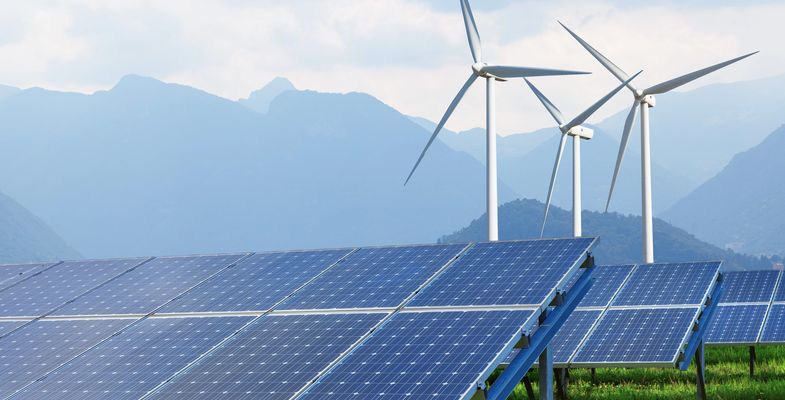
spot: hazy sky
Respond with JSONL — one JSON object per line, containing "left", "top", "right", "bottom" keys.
{"left": 0, "top": 0, "right": 780, "bottom": 134}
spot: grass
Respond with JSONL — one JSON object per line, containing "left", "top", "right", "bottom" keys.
{"left": 501, "top": 346, "right": 785, "bottom": 399}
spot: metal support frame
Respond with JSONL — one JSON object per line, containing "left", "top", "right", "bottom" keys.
{"left": 485, "top": 262, "right": 595, "bottom": 400}
{"left": 523, "top": 376, "right": 535, "bottom": 400}
{"left": 679, "top": 277, "right": 722, "bottom": 371}
{"left": 555, "top": 368, "right": 569, "bottom": 399}
{"left": 695, "top": 341, "right": 706, "bottom": 400}
{"left": 750, "top": 346, "right": 756, "bottom": 377}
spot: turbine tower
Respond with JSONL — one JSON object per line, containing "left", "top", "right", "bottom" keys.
{"left": 560, "top": 21, "right": 757, "bottom": 262}
{"left": 526, "top": 71, "right": 641, "bottom": 238}
{"left": 405, "top": 0, "right": 589, "bottom": 242}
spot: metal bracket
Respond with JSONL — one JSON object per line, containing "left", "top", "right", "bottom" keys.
{"left": 679, "top": 277, "right": 723, "bottom": 371}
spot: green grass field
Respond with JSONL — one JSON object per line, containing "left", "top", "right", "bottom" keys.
{"left": 503, "top": 346, "right": 785, "bottom": 399}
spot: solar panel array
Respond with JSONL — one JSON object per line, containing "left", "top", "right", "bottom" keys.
{"left": 705, "top": 270, "right": 783, "bottom": 346}
{"left": 0, "top": 238, "right": 596, "bottom": 399}
{"left": 525, "top": 262, "right": 721, "bottom": 368}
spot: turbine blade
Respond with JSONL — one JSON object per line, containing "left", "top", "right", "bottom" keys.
{"left": 541, "top": 133, "right": 569, "bottom": 237}
{"left": 460, "top": 0, "right": 482, "bottom": 63}
{"left": 643, "top": 51, "right": 758, "bottom": 95}
{"left": 565, "top": 70, "right": 642, "bottom": 130}
{"left": 524, "top": 78, "right": 565, "bottom": 126}
{"left": 559, "top": 21, "right": 637, "bottom": 93}
{"left": 405, "top": 74, "right": 479, "bottom": 185}
{"left": 605, "top": 101, "right": 638, "bottom": 212}
{"left": 482, "top": 65, "right": 590, "bottom": 78}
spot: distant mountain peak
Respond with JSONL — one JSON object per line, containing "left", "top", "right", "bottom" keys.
{"left": 240, "top": 77, "right": 296, "bottom": 114}
{"left": 0, "top": 84, "right": 20, "bottom": 102}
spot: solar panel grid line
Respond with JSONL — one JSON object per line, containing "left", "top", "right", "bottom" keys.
{"left": 562, "top": 310, "right": 607, "bottom": 367}
{"left": 757, "top": 270, "right": 783, "bottom": 343}
{"left": 1, "top": 318, "right": 141, "bottom": 398}
{"left": 0, "top": 262, "right": 60, "bottom": 292}
{"left": 705, "top": 304, "right": 768, "bottom": 346}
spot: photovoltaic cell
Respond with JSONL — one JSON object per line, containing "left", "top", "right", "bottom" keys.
{"left": 408, "top": 238, "right": 594, "bottom": 307}
{"left": 576, "top": 265, "right": 634, "bottom": 308}
{"left": 720, "top": 270, "right": 779, "bottom": 304}
{"left": 612, "top": 262, "right": 720, "bottom": 307}
{"left": 160, "top": 249, "right": 351, "bottom": 313}
{"left": 299, "top": 310, "right": 535, "bottom": 400}
{"left": 276, "top": 244, "right": 465, "bottom": 310}
{"left": 53, "top": 254, "right": 245, "bottom": 316}
{"left": 0, "top": 321, "right": 28, "bottom": 337}
{"left": 0, "top": 318, "right": 136, "bottom": 395}
{"left": 0, "top": 263, "right": 51, "bottom": 291}
{"left": 0, "top": 258, "right": 146, "bottom": 317}
{"left": 548, "top": 310, "right": 602, "bottom": 363}
{"left": 773, "top": 274, "right": 785, "bottom": 302}
{"left": 572, "top": 307, "right": 698, "bottom": 365}
{"left": 15, "top": 316, "right": 252, "bottom": 400}
{"left": 151, "top": 313, "right": 386, "bottom": 400}
{"left": 760, "top": 304, "right": 785, "bottom": 343}
{"left": 705, "top": 304, "right": 767, "bottom": 345}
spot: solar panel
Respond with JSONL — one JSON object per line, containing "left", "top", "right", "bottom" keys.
{"left": 705, "top": 304, "right": 767, "bottom": 345}
{"left": 720, "top": 270, "right": 779, "bottom": 304}
{"left": 52, "top": 254, "right": 245, "bottom": 316}
{"left": 760, "top": 304, "right": 785, "bottom": 343}
{"left": 0, "top": 258, "right": 146, "bottom": 317}
{"left": 773, "top": 274, "right": 785, "bottom": 302}
{"left": 0, "top": 318, "right": 136, "bottom": 394}
{"left": 549, "top": 310, "right": 602, "bottom": 364}
{"left": 276, "top": 244, "right": 465, "bottom": 310}
{"left": 0, "top": 263, "right": 51, "bottom": 290}
{"left": 15, "top": 316, "right": 252, "bottom": 400}
{"left": 572, "top": 307, "right": 698, "bottom": 366}
{"left": 408, "top": 238, "right": 594, "bottom": 307}
{"left": 151, "top": 313, "right": 386, "bottom": 400}
{"left": 612, "top": 262, "right": 720, "bottom": 307}
{"left": 299, "top": 310, "right": 535, "bottom": 400}
{"left": 160, "top": 249, "right": 351, "bottom": 314}
{"left": 0, "top": 320, "right": 28, "bottom": 337}
{"left": 577, "top": 265, "right": 634, "bottom": 308}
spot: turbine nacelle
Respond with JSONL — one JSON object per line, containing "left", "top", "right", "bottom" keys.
{"left": 471, "top": 63, "right": 508, "bottom": 81}
{"left": 640, "top": 94, "right": 656, "bottom": 108}
{"left": 564, "top": 125, "right": 594, "bottom": 140}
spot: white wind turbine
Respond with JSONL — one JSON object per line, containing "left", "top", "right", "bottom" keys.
{"left": 526, "top": 71, "right": 641, "bottom": 238}
{"left": 560, "top": 21, "right": 757, "bottom": 263}
{"left": 405, "top": 0, "right": 589, "bottom": 242}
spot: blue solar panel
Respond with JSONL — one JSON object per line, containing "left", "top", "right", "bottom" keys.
{"left": 577, "top": 265, "right": 634, "bottom": 308}
{"left": 720, "top": 270, "right": 779, "bottom": 304}
{"left": 612, "top": 262, "right": 720, "bottom": 307}
{"left": 160, "top": 250, "right": 351, "bottom": 313}
{"left": 572, "top": 307, "right": 698, "bottom": 365}
{"left": 705, "top": 304, "right": 767, "bottom": 345}
{"left": 549, "top": 310, "right": 602, "bottom": 363}
{"left": 0, "top": 263, "right": 51, "bottom": 290}
{"left": 15, "top": 316, "right": 252, "bottom": 400}
{"left": 408, "top": 238, "right": 594, "bottom": 307}
{"left": 0, "top": 321, "right": 28, "bottom": 337}
{"left": 773, "top": 273, "right": 785, "bottom": 302}
{"left": 151, "top": 313, "right": 386, "bottom": 400}
{"left": 53, "top": 254, "right": 245, "bottom": 316}
{"left": 0, "top": 319, "right": 136, "bottom": 394}
{"left": 760, "top": 304, "right": 785, "bottom": 343}
{"left": 276, "top": 244, "right": 465, "bottom": 310}
{"left": 299, "top": 310, "right": 534, "bottom": 400}
{"left": 0, "top": 258, "right": 146, "bottom": 317}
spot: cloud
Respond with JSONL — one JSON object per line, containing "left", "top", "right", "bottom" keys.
{"left": 0, "top": 0, "right": 779, "bottom": 133}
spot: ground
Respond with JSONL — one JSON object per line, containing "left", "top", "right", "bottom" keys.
{"left": 504, "top": 346, "right": 785, "bottom": 399}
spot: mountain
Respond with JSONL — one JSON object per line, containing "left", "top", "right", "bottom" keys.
{"left": 0, "top": 190, "right": 80, "bottom": 263}
{"left": 440, "top": 199, "right": 777, "bottom": 271}
{"left": 596, "top": 73, "right": 785, "bottom": 185}
{"left": 662, "top": 124, "right": 785, "bottom": 257}
{"left": 239, "top": 77, "right": 296, "bottom": 114}
{"left": 0, "top": 84, "right": 19, "bottom": 102}
{"left": 0, "top": 75, "right": 518, "bottom": 258}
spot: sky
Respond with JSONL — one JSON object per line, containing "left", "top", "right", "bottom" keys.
{"left": 0, "top": 0, "right": 781, "bottom": 134}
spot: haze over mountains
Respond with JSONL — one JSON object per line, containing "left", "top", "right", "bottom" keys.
{"left": 0, "top": 73, "right": 781, "bottom": 264}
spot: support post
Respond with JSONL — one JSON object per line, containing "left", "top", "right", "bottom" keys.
{"left": 590, "top": 368, "right": 596, "bottom": 383}
{"left": 572, "top": 135, "right": 582, "bottom": 237}
{"left": 539, "top": 347, "right": 553, "bottom": 400}
{"left": 523, "top": 376, "right": 535, "bottom": 400}
{"left": 750, "top": 346, "right": 756, "bottom": 377}
{"left": 695, "top": 341, "right": 706, "bottom": 400}
{"left": 486, "top": 77, "right": 498, "bottom": 242}
{"left": 640, "top": 101, "right": 654, "bottom": 263}
{"left": 555, "top": 368, "right": 569, "bottom": 399}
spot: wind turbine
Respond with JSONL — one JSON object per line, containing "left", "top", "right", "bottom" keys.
{"left": 559, "top": 21, "right": 757, "bottom": 263}
{"left": 404, "top": 0, "right": 589, "bottom": 242}
{"left": 526, "top": 71, "right": 641, "bottom": 238}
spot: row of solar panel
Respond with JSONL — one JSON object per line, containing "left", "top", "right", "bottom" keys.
{"left": 524, "top": 262, "right": 722, "bottom": 368}
{"left": 0, "top": 238, "right": 594, "bottom": 320}
{"left": 705, "top": 270, "right": 785, "bottom": 345}
{"left": 0, "top": 238, "right": 596, "bottom": 399}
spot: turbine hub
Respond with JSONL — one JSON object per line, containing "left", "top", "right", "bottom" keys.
{"left": 472, "top": 62, "right": 489, "bottom": 77}
{"left": 641, "top": 95, "right": 656, "bottom": 108}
